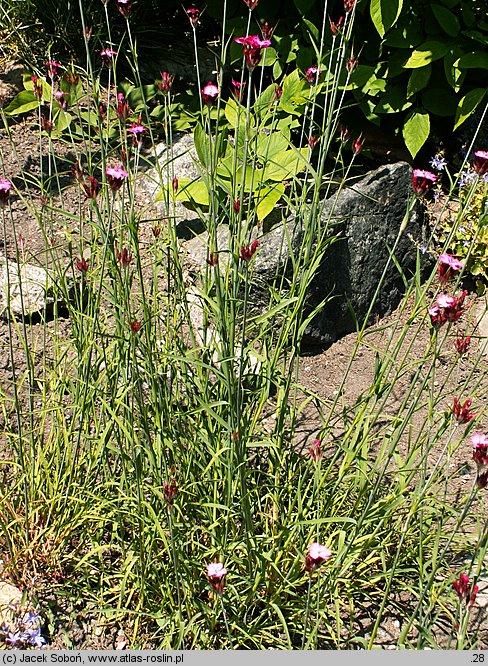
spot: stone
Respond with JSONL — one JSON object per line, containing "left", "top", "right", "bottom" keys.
{"left": 0, "top": 580, "right": 22, "bottom": 627}
{"left": 181, "top": 162, "right": 432, "bottom": 348}
{"left": 0, "top": 256, "right": 55, "bottom": 318}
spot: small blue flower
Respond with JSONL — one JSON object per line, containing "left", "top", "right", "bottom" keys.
{"left": 429, "top": 156, "right": 447, "bottom": 171}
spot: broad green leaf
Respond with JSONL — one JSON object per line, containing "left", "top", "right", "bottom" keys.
{"left": 431, "top": 4, "right": 460, "bottom": 36}
{"left": 370, "top": 0, "right": 403, "bottom": 38}
{"left": 255, "top": 183, "right": 285, "bottom": 221}
{"left": 224, "top": 97, "right": 245, "bottom": 128}
{"left": 454, "top": 88, "right": 486, "bottom": 130}
{"left": 402, "top": 108, "right": 430, "bottom": 157}
{"left": 281, "top": 69, "right": 305, "bottom": 104}
{"left": 23, "top": 73, "right": 52, "bottom": 102}
{"left": 293, "top": 0, "right": 315, "bottom": 12}
{"left": 4, "top": 90, "right": 38, "bottom": 115}
{"left": 456, "top": 52, "right": 488, "bottom": 69}
{"left": 260, "top": 47, "right": 277, "bottom": 67}
{"left": 444, "top": 50, "right": 466, "bottom": 91}
{"left": 263, "top": 149, "right": 308, "bottom": 181}
{"left": 256, "top": 132, "right": 289, "bottom": 160}
{"left": 404, "top": 41, "right": 449, "bottom": 68}
{"left": 53, "top": 109, "right": 72, "bottom": 133}
{"left": 384, "top": 24, "right": 423, "bottom": 47}
{"left": 374, "top": 85, "right": 411, "bottom": 113}
{"left": 407, "top": 64, "right": 431, "bottom": 97}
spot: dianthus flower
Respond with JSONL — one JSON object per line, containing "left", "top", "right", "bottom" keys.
{"left": 46, "top": 59, "right": 61, "bottom": 79}
{"left": 240, "top": 239, "right": 259, "bottom": 261}
{"left": 454, "top": 334, "right": 470, "bottom": 355}
{"left": 82, "top": 176, "right": 101, "bottom": 200}
{"left": 305, "top": 542, "right": 332, "bottom": 572}
{"left": 207, "top": 563, "right": 227, "bottom": 595}
{"left": 100, "top": 48, "right": 117, "bottom": 64}
{"left": 412, "top": 169, "right": 437, "bottom": 196}
{"left": 453, "top": 573, "right": 478, "bottom": 608}
{"left": 201, "top": 82, "right": 219, "bottom": 106}
{"left": 329, "top": 16, "right": 344, "bottom": 34}
{"left": 473, "top": 150, "right": 488, "bottom": 176}
{"left": 305, "top": 66, "right": 321, "bottom": 84}
{"left": 452, "top": 397, "right": 474, "bottom": 424}
{"left": 352, "top": 134, "right": 364, "bottom": 155}
{"left": 116, "top": 93, "right": 130, "bottom": 121}
{"left": 429, "top": 291, "right": 467, "bottom": 327}
{"left": 243, "top": 0, "right": 259, "bottom": 8}
{"left": 235, "top": 35, "right": 272, "bottom": 71}
{"left": 127, "top": 119, "right": 147, "bottom": 146}
{"left": 186, "top": 8, "right": 200, "bottom": 27}
{"left": 344, "top": 0, "right": 356, "bottom": 12}
{"left": 106, "top": 166, "right": 128, "bottom": 191}
{"left": 0, "top": 178, "right": 12, "bottom": 204}
{"left": 116, "top": 0, "right": 133, "bottom": 17}
{"left": 308, "top": 438, "right": 322, "bottom": 461}
{"left": 231, "top": 79, "right": 246, "bottom": 102}
{"left": 471, "top": 433, "right": 488, "bottom": 466}
{"left": 437, "top": 253, "right": 464, "bottom": 283}
{"left": 158, "top": 72, "right": 174, "bottom": 94}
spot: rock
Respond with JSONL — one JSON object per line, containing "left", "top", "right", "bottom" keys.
{"left": 0, "top": 256, "right": 55, "bottom": 318}
{"left": 0, "top": 580, "right": 23, "bottom": 627}
{"left": 180, "top": 162, "right": 432, "bottom": 348}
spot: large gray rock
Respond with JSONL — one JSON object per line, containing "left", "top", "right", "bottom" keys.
{"left": 305, "top": 162, "right": 432, "bottom": 345}
{"left": 183, "top": 162, "right": 432, "bottom": 348}
{"left": 0, "top": 256, "right": 55, "bottom": 318}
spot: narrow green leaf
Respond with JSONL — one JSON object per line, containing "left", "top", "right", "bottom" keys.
{"left": 454, "top": 88, "right": 486, "bottom": 130}
{"left": 370, "top": 0, "right": 403, "bottom": 38}
{"left": 402, "top": 108, "right": 430, "bottom": 157}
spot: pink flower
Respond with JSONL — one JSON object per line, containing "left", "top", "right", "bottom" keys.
{"left": 46, "top": 60, "right": 61, "bottom": 78}
{"left": 344, "top": 0, "right": 356, "bottom": 12}
{"left": 308, "top": 439, "right": 322, "bottom": 461}
{"left": 309, "top": 136, "right": 318, "bottom": 150}
{"left": 240, "top": 239, "right": 259, "bottom": 262}
{"left": 305, "top": 66, "right": 321, "bottom": 84}
{"left": 116, "top": 0, "right": 133, "bottom": 17}
{"left": 201, "top": 82, "right": 219, "bottom": 106}
{"left": 452, "top": 397, "right": 474, "bottom": 424}
{"left": 453, "top": 573, "right": 479, "bottom": 608}
{"left": 305, "top": 542, "right": 332, "bottom": 572}
{"left": 54, "top": 90, "right": 67, "bottom": 111}
{"left": 163, "top": 478, "right": 177, "bottom": 504}
{"left": 261, "top": 21, "right": 274, "bottom": 41}
{"left": 173, "top": 176, "right": 179, "bottom": 193}
{"left": 235, "top": 35, "right": 272, "bottom": 71}
{"left": 127, "top": 119, "right": 147, "bottom": 146}
{"left": 158, "top": 72, "right": 174, "bottom": 94}
{"left": 0, "top": 178, "right": 12, "bottom": 204}
{"left": 31, "top": 76, "right": 43, "bottom": 101}
{"left": 438, "top": 253, "right": 464, "bottom": 283}
{"left": 412, "top": 169, "right": 437, "bottom": 196}
{"left": 471, "top": 433, "right": 488, "bottom": 488}
{"left": 243, "top": 0, "right": 259, "bottom": 8}
{"left": 454, "top": 334, "right": 470, "bottom": 354}
{"left": 207, "top": 562, "right": 227, "bottom": 595}
{"left": 473, "top": 150, "right": 488, "bottom": 176}
{"left": 340, "top": 126, "right": 350, "bottom": 142}
{"left": 106, "top": 166, "right": 128, "bottom": 191}
{"left": 100, "top": 48, "right": 117, "bottom": 64}
{"left": 430, "top": 291, "right": 467, "bottom": 327}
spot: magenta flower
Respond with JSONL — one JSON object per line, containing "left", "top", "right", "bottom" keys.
{"left": 309, "top": 135, "right": 318, "bottom": 150}
{"left": 240, "top": 239, "right": 259, "bottom": 262}
{"left": 106, "top": 166, "right": 128, "bottom": 191}
{"left": 46, "top": 59, "right": 61, "bottom": 78}
{"left": 0, "top": 178, "right": 12, "bottom": 204}
{"left": 116, "top": 0, "right": 133, "bottom": 17}
{"left": 207, "top": 562, "right": 227, "bottom": 595}
{"left": 412, "top": 169, "right": 437, "bottom": 196}
{"left": 471, "top": 433, "right": 488, "bottom": 466}
{"left": 453, "top": 573, "right": 479, "bottom": 608}
{"left": 308, "top": 438, "right": 322, "bottom": 461}
{"left": 243, "top": 0, "right": 259, "bottom": 9}
{"left": 344, "top": 0, "right": 356, "bottom": 11}
{"left": 163, "top": 479, "right": 177, "bottom": 505}
{"left": 454, "top": 334, "right": 470, "bottom": 355}
{"left": 55, "top": 90, "right": 68, "bottom": 111}
{"left": 473, "top": 150, "right": 488, "bottom": 176}
{"left": 438, "top": 253, "right": 464, "bottom": 283}
{"left": 127, "top": 119, "right": 147, "bottom": 146}
{"left": 31, "top": 76, "right": 43, "bottom": 101}
{"left": 305, "top": 542, "right": 332, "bottom": 572}
{"left": 201, "top": 82, "right": 219, "bottom": 106}
{"left": 235, "top": 35, "right": 272, "bottom": 71}
{"left": 305, "top": 66, "right": 321, "bottom": 84}
{"left": 429, "top": 291, "right": 467, "bottom": 327}
{"left": 261, "top": 21, "right": 274, "bottom": 41}
{"left": 173, "top": 176, "right": 179, "bottom": 193}
{"left": 452, "top": 397, "right": 475, "bottom": 424}
{"left": 100, "top": 48, "right": 117, "bottom": 65}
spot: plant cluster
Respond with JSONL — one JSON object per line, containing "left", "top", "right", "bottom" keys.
{"left": 0, "top": 0, "right": 486, "bottom": 651}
